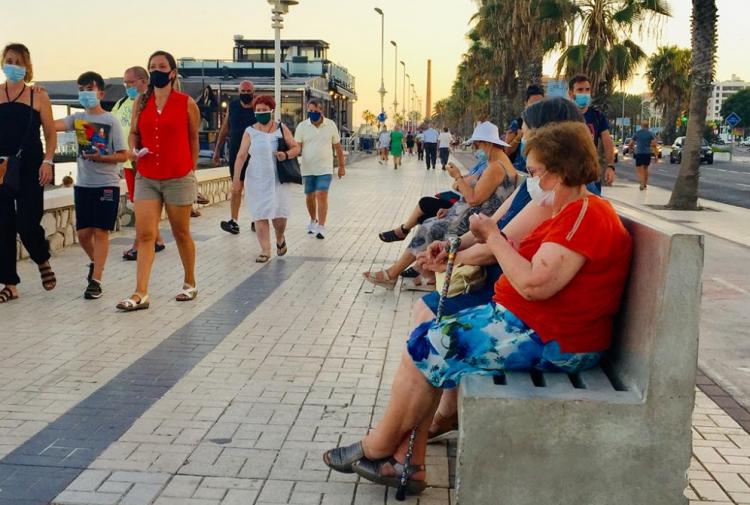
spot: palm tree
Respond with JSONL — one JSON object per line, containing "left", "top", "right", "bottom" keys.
{"left": 361, "top": 109, "right": 377, "bottom": 127}
{"left": 556, "top": 0, "right": 671, "bottom": 105}
{"left": 646, "top": 46, "right": 692, "bottom": 145}
{"left": 668, "top": 0, "right": 718, "bottom": 210}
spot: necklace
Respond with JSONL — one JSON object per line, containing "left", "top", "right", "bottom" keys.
{"left": 4, "top": 83, "right": 25, "bottom": 103}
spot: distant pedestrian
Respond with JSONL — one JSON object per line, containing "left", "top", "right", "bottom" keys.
{"left": 378, "top": 127, "right": 390, "bottom": 164}
{"left": 55, "top": 71, "right": 128, "bottom": 299}
{"left": 422, "top": 123, "right": 439, "bottom": 169}
{"left": 294, "top": 98, "right": 345, "bottom": 239}
{"left": 213, "top": 80, "right": 257, "bottom": 235}
{"left": 416, "top": 129, "right": 424, "bottom": 161}
{"left": 406, "top": 131, "right": 415, "bottom": 155}
{"left": 117, "top": 50, "right": 200, "bottom": 311}
{"left": 629, "top": 120, "right": 658, "bottom": 190}
{"left": 232, "top": 95, "right": 300, "bottom": 262}
{"left": 111, "top": 65, "right": 166, "bottom": 261}
{"left": 390, "top": 124, "right": 405, "bottom": 169}
{"left": 0, "top": 43, "right": 57, "bottom": 304}
{"left": 438, "top": 127, "right": 453, "bottom": 170}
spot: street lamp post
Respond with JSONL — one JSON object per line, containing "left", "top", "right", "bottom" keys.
{"left": 401, "top": 61, "right": 407, "bottom": 121}
{"left": 405, "top": 73, "right": 411, "bottom": 129}
{"left": 390, "top": 40, "right": 398, "bottom": 121}
{"left": 268, "top": 0, "right": 298, "bottom": 121}
{"left": 374, "top": 7, "right": 386, "bottom": 117}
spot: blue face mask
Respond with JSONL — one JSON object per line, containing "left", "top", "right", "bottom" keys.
{"left": 474, "top": 148, "right": 488, "bottom": 163}
{"left": 3, "top": 64, "right": 26, "bottom": 83}
{"left": 78, "top": 90, "right": 100, "bottom": 109}
{"left": 574, "top": 93, "right": 592, "bottom": 109}
{"left": 308, "top": 111, "right": 322, "bottom": 122}
{"left": 125, "top": 87, "right": 139, "bottom": 100}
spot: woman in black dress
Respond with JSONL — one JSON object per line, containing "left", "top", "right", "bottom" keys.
{"left": 0, "top": 43, "right": 57, "bottom": 303}
{"left": 406, "top": 131, "right": 415, "bottom": 155}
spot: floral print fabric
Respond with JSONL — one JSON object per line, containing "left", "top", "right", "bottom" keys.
{"left": 407, "top": 303, "right": 603, "bottom": 388}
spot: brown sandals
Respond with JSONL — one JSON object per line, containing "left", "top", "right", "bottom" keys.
{"left": 38, "top": 262, "right": 56, "bottom": 291}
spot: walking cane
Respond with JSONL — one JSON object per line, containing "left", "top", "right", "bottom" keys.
{"left": 396, "top": 236, "right": 462, "bottom": 501}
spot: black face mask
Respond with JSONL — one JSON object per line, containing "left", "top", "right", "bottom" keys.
{"left": 239, "top": 93, "right": 254, "bottom": 105}
{"left": 150, "top": 70, "right": 172, "bottom": 89}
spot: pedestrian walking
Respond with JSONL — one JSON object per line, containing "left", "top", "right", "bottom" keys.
{"left": 116, "top": 50, "right": 200, "bottom": 311}
{"left": 390, "top": 124, "right": 405, "bottom": 169}
{"left": 406, "top": 131, "right": 415, "bottom": 155}
{"left": 629, "top": 120, "right": 658, "bottom": 190}
{"left": 294, "top": 98, "right": 345, "bottom": 239}
{"left": 438, "top": 127, "right": 453, "bottom": 170}
{"left": 378, "top": 127, "right": 390, "bottom": 164}
{"left": 232, "top": 95, "right": 300, "bottom": 262}
{"left": 0, "top": 43, "right": 57, "bottom": 303}
{"left": 416, "top": 129, "right": 424, "bottom": 161}
{"left": 213, "top": 80, "right": 257, "bottom": 235}
{"left": 111, "top": 66, "right": 166, "bottom": 261}
{"left": 54, "top": 71, "right": 127, "bottom": 299}
{"left": 422, "top": 123, "right": 439, "bottom": 169}
{"left": 568, "top": 74, "right": 616, "bottom": 189}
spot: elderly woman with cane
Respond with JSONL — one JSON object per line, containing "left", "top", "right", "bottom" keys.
{"left": 323, "top": 120, "right": 633, "bottom": 498}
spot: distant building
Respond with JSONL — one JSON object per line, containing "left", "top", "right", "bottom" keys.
{"left": 707, "top": 75, "right": 750, "bottom": 121}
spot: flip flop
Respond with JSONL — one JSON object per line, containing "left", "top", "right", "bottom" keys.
{"left": 276, "top": 241, "right": 288, "bottom": 257}
{"left": 256, "top": 253, "right": 271, "bottom": 263}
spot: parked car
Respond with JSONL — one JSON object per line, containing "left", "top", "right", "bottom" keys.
{"left": 669, "top": 136, "right": 713, "bottom": 165}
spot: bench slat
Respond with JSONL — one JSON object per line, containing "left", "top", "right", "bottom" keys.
{"left": 543, "top": 372, "right": 574, "bottom": 392}
{"left": 578, "top": 368, "right": 616, "bottom": 392}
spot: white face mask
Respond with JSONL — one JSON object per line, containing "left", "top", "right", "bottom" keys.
{"left": 526, "top": 175, "right": 556, "bottom": 207}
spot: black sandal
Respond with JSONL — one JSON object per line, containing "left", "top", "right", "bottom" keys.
{"left": 322, "top": 441, "right": 365, "bottom": 474}
{"left": 123, "top": 248, "right": 137, "bottom": 261}
{"left": 0, "top": 287, "right": 18, "bottom": 304}
{"left": 352, "top": 457, "right": 426, "bottom": 496}
{"left": 38, "top": 263, "right": 56, "bottom": 291}
{"left": 276, "top": 241, "right": 288, "bottom": 257}
{"left": 379, "top": 225, "right": 409, "bottom": 243}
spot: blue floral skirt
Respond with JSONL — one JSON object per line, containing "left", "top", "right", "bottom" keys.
{"left": 407, "top": 303, "right": 603, "bottom": 388}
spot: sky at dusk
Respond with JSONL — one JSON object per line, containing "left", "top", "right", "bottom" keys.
{"left": 2, "top": 0, "right": 748, "bottom": 124}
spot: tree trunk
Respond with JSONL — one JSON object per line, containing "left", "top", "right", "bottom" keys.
{"left": 668, "top": 0, "right": 717, "bottom": 210}
{"left": 662, "top": 103, "right": 678, "bottom": 145}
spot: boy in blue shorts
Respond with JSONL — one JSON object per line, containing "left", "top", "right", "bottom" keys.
{"left": 55, "top": 71, "right": 127, "bottom": 299}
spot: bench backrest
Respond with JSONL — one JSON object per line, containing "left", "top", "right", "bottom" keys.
{"left": 608, "top": 208, "right": 704, "bottom": 402}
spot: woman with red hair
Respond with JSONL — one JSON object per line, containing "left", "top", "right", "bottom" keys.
{"left": 232, "top": 95, "right": 300, "bottom": 262}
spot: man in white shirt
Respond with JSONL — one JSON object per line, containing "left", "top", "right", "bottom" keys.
{"left": 294, "top": 99, "right": 346, "bottom": 239}
{"left": 438, "top": 127, "right": 453, "bottom": 170}
{"left": 422, "top": 123, "right": 439, "bottom": 169}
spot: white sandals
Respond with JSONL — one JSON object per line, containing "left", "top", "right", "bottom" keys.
{"left": 362, "top": 270, "right": 397, "bottom": 289}
{"left": 116, "top": 293, "right": 150, "bottom": 312}
{"left": 175, "top": 284, "right": 198, "bottom": 302}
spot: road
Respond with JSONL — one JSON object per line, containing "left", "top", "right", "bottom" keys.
{"left": 616, "top": 150, "right": 750, "bottom": 208}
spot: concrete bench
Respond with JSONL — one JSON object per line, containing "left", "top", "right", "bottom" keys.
{"left": 456, "top": 208, "right": 704, "bottom": 505}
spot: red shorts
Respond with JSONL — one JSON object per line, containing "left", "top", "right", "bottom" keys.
{"left": 124, "top": 167, "right": 136, "bottom": 202}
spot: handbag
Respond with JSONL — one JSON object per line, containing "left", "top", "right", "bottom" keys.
{"left": 434, "top": 264, "right": 487, "bottom": 298}
{"left": 275, "top": 122, "right": 302, "bottom": 184}
{"left": 0, "top": 91, "right": 34, "bottom": 194}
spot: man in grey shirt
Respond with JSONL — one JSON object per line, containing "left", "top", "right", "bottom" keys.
{"left": 55, "top": 71, "right": 127, "bottom": 299}
{"left": 629, "top": 120, "right": 657, "bottom": 190}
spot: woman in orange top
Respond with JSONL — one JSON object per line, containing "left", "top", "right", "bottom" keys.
{"left": 323, "top": 121, "right": 633, "bottom": 496}
{"left": 117, "top": 50, "right": 200, "bottom": 311}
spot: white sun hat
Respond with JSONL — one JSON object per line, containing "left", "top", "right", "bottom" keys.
{"left": 465, "top": 121, "right": 509, "bottom": 147}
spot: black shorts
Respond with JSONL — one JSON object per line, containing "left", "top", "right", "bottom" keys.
{"left": 74, "top": 186, "right": 120, "bottom": 231}
{"left": 229, "top": 149, "right": 249, "bottom": 182}
{"left": 634, "top": 153, "right": 651, "bottom": 167}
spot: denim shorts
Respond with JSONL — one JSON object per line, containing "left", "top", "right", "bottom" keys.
{"left": 303, "top": 174, "right": 333, "bottom": 194}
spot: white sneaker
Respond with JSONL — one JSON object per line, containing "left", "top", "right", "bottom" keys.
{"left": 316, "top": 225, "right": 326, "bottom": 239}
{"left": 307, "top": 220, "right": 318, "bottom": 234}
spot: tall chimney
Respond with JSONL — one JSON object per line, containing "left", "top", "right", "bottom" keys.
{"left": 425, "top": 59, "right": 432, "bottom": 120}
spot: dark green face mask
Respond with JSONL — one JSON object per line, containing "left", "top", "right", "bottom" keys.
{"left": 256, "top": 112, "right": 272, "bottom": 125}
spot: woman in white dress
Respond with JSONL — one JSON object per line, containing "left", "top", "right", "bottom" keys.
{"left": 232, "top": 95, "right": 300, "bottom": 262}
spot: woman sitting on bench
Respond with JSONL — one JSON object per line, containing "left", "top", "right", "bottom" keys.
{"left": 323, "top": 120, "right": 633, "bottom": 496}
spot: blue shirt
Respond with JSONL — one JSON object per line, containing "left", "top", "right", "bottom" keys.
{"left": 583, "top": 108, "right": 609, "bottom": 146}
{"left": 632, "top": 128, "right": 655, "bottom": 155}
{"left": 422, "top": 128, "right": 439, "bottom": 143}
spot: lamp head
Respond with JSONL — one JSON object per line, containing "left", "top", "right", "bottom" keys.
{"left": 374, "top": 7, "right": 383, "bottom": 14}
{"left": 390, "top": 40, "right": 397, "bottom": 47}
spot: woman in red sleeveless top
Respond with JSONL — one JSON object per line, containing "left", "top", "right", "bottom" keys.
{"left": 117, "top": 51, "right": 200, "bottom": 311}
